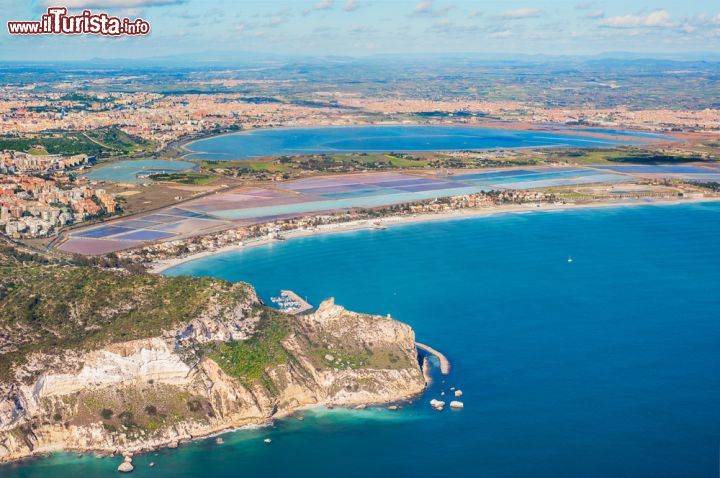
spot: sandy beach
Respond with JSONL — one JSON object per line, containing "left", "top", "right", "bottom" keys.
{"left": 150, "top": 197, "right": 719, "bottom": 274}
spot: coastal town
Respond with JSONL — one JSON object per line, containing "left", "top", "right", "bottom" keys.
{"left": 0, "top": 149, "right": 117, "bottom": 238}
{"left": 1, "top": 86, "right": 718, "bottom": 150}
{"left": 0, "top": 54, "right": 717, "bottom": 250}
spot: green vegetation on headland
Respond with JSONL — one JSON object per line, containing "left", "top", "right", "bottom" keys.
{"left": 0, "top": 240, "right": 426, "bottom": 455}
{"left": 71, "top": 383, "right": 211, "bottom": 439}
{"left": 0, "top": 127, "right": 155, "bottom": 157}
{"left": 208, "top": 308, "right": 290, "bottom": 385}
{"left": 0, "top": 242, "right": 249, "bottom": 379}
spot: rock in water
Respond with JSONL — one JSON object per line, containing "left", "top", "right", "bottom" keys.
{"left": 388, "top": 405, "right": 398, "bottom": 410}
{"left": 118, "top": 462, "right": 134, "bottom": 473}
{"left": 450, "top": 401, "right": 464, "bottom": 409}
{"left": 264, "top": 438, "right": 272, "bottom": 444}
{"left": 0, "top": 286, "right": 427, "bottom": 462}
{"left": 215, "top": 437, "right": 224, "bottom": 444}
{"left": 454, "top": 390, "right": 463, "bottom": 397}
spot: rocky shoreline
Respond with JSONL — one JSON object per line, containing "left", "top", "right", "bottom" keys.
{"left": 0, "top": 295, "right": 428, "bottom": 464}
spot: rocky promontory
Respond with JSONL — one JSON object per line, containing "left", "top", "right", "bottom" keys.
{"left": 0, "top": 244, "right": 426, "bottom": 462}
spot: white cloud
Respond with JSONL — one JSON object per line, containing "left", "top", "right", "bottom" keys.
{"left": 601, "top": 10, "right": 675, "bottom": 28}
{"left": 412, "top": 0, "right": 452, "bottom": 17}
{"left": 490, "top": 29, "right": 512, "bottom": 38}
{"left": 687, "top": 13, "right": 720, "bottom": 27}
{"left": 45, "top": 0, "right": 184, "bottom": 7}
{"left": 500, "top": 8, "right": 543, "bottom": 20}
{"left": 344, "top": 0, "right": 359, "bottom": 12}
{"left": 314, "top": 0, "right": 334, "bottom": 10}
{"left": 415, "top": 0, "right": 433, "bottom": 14}
{"left": 575, "top": 2, "right": 593, "bottom": 10}
{"left": 302, "top": 0, "right": 334, "bottom": 15}
{"left": 641, "top": 10, "right": 675, "bottom": 27}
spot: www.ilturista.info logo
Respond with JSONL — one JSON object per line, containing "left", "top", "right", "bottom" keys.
{"left": 7, "top": 7, "right": 150, "bottom": 36}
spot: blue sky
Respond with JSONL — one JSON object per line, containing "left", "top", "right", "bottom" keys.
{"left": 2, "top": 1, "right": 719, "bottom": 60}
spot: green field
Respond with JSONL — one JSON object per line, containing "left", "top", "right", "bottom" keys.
{"left": 149, "top": 172, "right": 217, "bottom": 185}
{"left": 0, "top": 127, "right": 155, "bottom": 157}
{"left": 200, "top": 152, "right": 431, "bottom": 176}
{"left": 548, "top": 148, "right": 713, "bottom": 165}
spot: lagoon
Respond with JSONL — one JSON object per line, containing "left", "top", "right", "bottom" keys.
{"left": 183, "top": 125, "right": 636, "bottom": 160}
{"left": 85, "top": 159, "right": 197, "bottom": 183}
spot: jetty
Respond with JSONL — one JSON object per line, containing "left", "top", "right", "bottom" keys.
{"left": 270, "top": 290, "right": 313, "bottom": 315}
{"left": 416, "top": 342, "right": 451, "bottom": 375}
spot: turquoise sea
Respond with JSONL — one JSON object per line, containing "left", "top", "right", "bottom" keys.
{"left": 6, "top": 202, "right": 720, "bottom": 477}
{"left": 184, "top": 126, "right": 632, "bottom": 160}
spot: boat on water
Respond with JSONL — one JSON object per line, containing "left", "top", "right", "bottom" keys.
{"left": 270, "top": 290, "right": 312, "bottom": 314}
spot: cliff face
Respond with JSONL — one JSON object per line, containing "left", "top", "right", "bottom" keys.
{"left": 0, "top": 295, "right": 426, "bottom": 462}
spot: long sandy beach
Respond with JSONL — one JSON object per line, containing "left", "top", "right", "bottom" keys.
{"left": 150, "top": 197, "right": 718, "bottom": 274}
